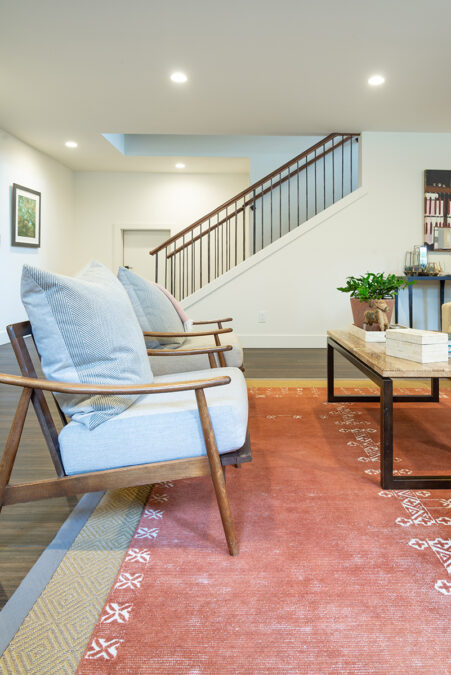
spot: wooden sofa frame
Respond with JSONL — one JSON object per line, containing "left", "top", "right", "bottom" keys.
{"left": 144, "top": 317, "right": 245, "bottom": 371}
{"left": 0, "top": 321, "right": 251, "bottom": 555}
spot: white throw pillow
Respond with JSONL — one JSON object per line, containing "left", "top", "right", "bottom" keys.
{"left": 21, "top": 260, "right": 153, "bottom": 430}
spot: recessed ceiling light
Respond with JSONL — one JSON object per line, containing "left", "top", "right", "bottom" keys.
{"left": 170, "top": 72, "right": 187, "bottom": 83}
{"left": 175, "top": 163, "right": 186, "bottom": 169}
{"left": 65, "top": 140, "right": 78, "bottom": 148}
{"left": 368, "top": 74, "right": 385, "bottom": 86}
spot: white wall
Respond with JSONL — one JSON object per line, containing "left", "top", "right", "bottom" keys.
{"left": 0, "top": 129, "right": 76, "bottom": 344}
{"left": 183, "top": 132, "right": 451, "bottom": 346}
{"left": 73, "top": 171, "right": 250, "bottom": 270}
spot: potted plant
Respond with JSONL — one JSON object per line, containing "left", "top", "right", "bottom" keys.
{"left": 337, "top": 272, "right": 414, "bottom": 330}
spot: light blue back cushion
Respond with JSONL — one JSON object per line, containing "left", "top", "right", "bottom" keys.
{"left": 118, "top": 267, "right": 185, "bottom": 348}
{"left": 21, "top": 261, "right": 153, "bottom": 430}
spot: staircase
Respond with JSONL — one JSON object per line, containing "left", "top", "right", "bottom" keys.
{"left": 150, "top": 133, "right": 360, "bottom": 300}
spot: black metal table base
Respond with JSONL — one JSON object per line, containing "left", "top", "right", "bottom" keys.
{"left": 327, "top": 338, "right": 450, "bottom": 490}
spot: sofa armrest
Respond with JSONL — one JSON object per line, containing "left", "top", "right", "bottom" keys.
{"left": 0, "top": 373, "right": 231, "bottom": 395}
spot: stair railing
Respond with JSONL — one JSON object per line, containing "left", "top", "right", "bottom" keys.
{"left": 150, "top": 132, "right": 360, "bottom": 300}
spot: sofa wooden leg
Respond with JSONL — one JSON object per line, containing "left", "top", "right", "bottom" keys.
{"left": 0, "top": 388, "right": 31, "bottom": 513}
{"left": 195, "top": 388, "right": 238, "bottom": 556}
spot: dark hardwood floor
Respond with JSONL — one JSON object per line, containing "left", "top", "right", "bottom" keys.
{"left": 243, "top": 348, "right": 362, "bottom": 378}
{"left": 0, "top": 343, "right": 359, "bottom": 609}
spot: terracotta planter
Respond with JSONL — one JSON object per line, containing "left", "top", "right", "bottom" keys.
{"left": 350, "top": 297, "right": 395, "bottom": 330}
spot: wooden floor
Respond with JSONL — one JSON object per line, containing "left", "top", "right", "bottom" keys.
{"left": 243, "top": 347, "right": 361, "bottom": 378}
{"left": 0, "top": 343, "right": 361, "bottom": 609}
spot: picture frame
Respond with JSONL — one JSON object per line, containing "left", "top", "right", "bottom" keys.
{"left": 11, "top": 183, "right": 41, "bottom": 248}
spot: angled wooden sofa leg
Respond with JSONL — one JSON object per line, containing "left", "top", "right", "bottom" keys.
{"left": 0, "top": 388, "right": 32, "bottom": 513}
{"left": 195, "top": 388, "right": 238, "bottom": 556}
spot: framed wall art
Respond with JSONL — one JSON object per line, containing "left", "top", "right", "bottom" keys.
{"left": 11, "top": 183, "right": 41, "bottom": 248}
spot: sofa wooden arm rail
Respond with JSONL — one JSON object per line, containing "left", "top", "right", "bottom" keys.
{"left": 143, "top": 327, "right": 232, "bottom": 338}
{"left": 0, "top": 372, "right": 232, "bottom": 396}
{"left": 192, "top": 318, "right": 233, "bottom": 326}
{"left": 147, "top": 344, "right": 232, "bottom": 368}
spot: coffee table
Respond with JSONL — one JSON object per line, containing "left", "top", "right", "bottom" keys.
{"left": 327, "top": 329, "right": 451, "bottom": 490}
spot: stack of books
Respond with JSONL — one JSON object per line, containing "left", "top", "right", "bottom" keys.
{"left": 386, "top": 328, "right": 448, "bottom": 363}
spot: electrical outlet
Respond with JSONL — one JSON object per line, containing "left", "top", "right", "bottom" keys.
{"left": 258, "top": 311, "right": 267, "bottom": 323}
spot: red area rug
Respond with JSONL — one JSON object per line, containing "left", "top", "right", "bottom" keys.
{"left": 77, "top": 385, "right": 451, "bottom": 673}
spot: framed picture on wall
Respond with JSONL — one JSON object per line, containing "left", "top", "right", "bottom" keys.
{"left": 11, "top": 183, "right": 41, "bottom": 248}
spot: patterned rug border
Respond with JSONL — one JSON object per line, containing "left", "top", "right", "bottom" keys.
{"left": 0, "top": 491, "right": 104, "bottom": 657}
{"left": 246, "top": 377, "right": 451, "bottom": 388}
{"left": 0, "top": 486, "right": 150, "bottom": 675}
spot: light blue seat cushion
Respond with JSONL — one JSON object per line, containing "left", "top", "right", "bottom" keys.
{"left": 21, "top": 261, "right": 153, "bottom": 430}
{"left": 59, "top": 367, "right": 248, "bottom": 475}
{"left": 118, "top": 267, "right": 185, "bottom": 348}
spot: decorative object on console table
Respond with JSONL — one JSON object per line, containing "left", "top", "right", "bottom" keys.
{"left": 386, "top": 328, "right": 448, "bottom": 364}
{"left": 11, "top": 183, "right": 41, "bottom": 248}
{"left": 348, "top": 324, "right": 387, "bottom": 342}
{"left": 424, "top": 169, "right": 451, "bottom": 249}
{"left": 337, "top": 272, "right": 413, "bottom": 330}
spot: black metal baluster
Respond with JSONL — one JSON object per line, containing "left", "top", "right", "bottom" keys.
{"left": 215, "top": 214, "right": 219, "bottom": 279}
{"left": 252, "top": 190, "right": 256, "bottom": 254}
{"left": 200, "top": 222, "right": 203, "bottom": 289}
{"left": 208, "top": 219, "right": 211, "bottom": 283}
{"left": 350, "top": 135, "right": 353, "bottom": 192}
{"left": 279, "top": 174, "right": 282, "bottom": 238}
{"left": 165, "top": 248, "right": 168, "bottom": 288}
{"left": 288, "top": 166, "right": 291, "bottom": 232}
{"left": 332, "top": 136, "right": 335, "bottom": 204}
{"left": 234, "top": 201, "right": 238, "bottom": 267}
{"left": 181, "top": 235, "right": 185, "bottom": 299}
{"left": 261, "top": 184, "right": 264, "bottom": 249}
{"left": 170, "top": 255, "right": 174, "bottom": 295}
{"left": 342, "top": 135, "right": 344, "bottom": 198}
{"left": 185, "top": 237, "right": 188, "bottom": 299}
{"left": 270, "top": 177, "right": 273, "bottom": 242}
{"left": 191, "top": 229, "right": 194, "bottom": 294}
{"left": 296, "top": 161, "right": 300, "bottom": 226}
{"left": 323, "top": 141, "right": 326, "bottom": 209}
{"left": 243, "top": 202, "right": 246, "bottom": 261}
{"left": 314, "top": 149, "right": 317, "bottom": 215}
{"left": 179, "top": 249, "right": 182, "bottom": 300}
{"left": 155, "top": 252, "right": 159, "bottom": 283}
{"left": 226, "top": 206, "right": 230, "bottom": 271}
{"left": 305, "top": 156, "right": 308, "bottom": 221}
{"left": 221, "top": 213, "right": 227, "bottom": 274}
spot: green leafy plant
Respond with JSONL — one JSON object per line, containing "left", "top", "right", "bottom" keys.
{"left": 337, "top": 272, "right": 414, "bottom": 301}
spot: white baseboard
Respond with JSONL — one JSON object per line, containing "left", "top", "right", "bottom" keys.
{"left": 0, "top": 330, "right": 8, "bottom": 346}
{"left": 241, "top": 334, "right": 327, "bottom": 348}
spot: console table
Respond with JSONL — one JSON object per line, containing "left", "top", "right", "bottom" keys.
{"left": 394, "top": 275, "right": 451, "bottom": 329}
{"left": 327, "top": 329, "right": 451, "bottom": 490}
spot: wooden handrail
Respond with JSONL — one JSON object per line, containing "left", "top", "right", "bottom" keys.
{"left": 149, "top": 132, "right": 359, "bottom": 255}
{"left": 166, "top": 134, "right": 355, "bottom": 259}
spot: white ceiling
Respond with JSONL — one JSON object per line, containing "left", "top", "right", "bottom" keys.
{"left": 1, "top": 0, "right": 450, "bottom": 172}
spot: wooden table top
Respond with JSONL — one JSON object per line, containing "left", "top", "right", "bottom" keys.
{"left": 328, "top": 329, "right": 451, "bottom": 378}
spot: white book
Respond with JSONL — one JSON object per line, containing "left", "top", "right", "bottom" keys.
{"left": 386, "top": 340, "right": 448, "bottom": 363}
{"left": 386, "top": 328, "right": 447, "bottom": 345}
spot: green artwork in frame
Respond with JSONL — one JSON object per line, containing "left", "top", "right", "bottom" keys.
{"left": 11, "top": 183, "right": 41, "bottom": 248}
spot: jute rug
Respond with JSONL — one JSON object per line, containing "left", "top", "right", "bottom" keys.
{"left": 1, "top": 380, "right": 450, "bottom": 673}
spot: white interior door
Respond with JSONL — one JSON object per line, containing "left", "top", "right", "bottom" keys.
{"left": 122, "top": 228, "right": 171, "bottom": 281}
